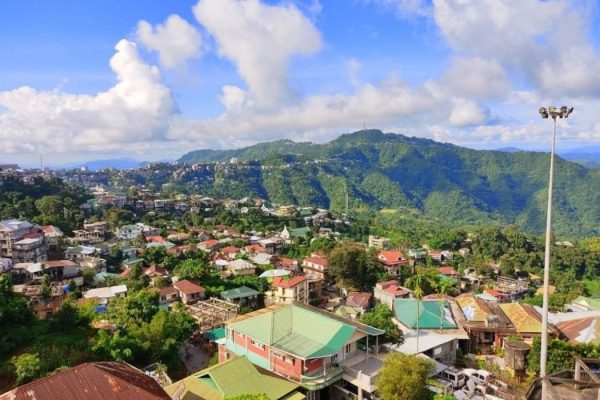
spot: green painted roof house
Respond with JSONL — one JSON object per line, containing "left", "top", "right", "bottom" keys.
{"left": 221, "top": 286, "right": 259, "bottom": 301}
{"left": 394, "top": 299, "right": 457, "bottom": 329}
{"left": 165, "top": 356, "right": 303, "bottom": 400}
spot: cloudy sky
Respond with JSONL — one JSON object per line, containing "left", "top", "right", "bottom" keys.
{"left": 1, "top": 0, "right": 600, "bottom": 165}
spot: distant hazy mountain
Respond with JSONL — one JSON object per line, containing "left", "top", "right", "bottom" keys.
{"left": 559, "top": 148, "right": 600, "bottom": 169}
{"left": 175, "top": 130, "right": 600, "bottom": 238}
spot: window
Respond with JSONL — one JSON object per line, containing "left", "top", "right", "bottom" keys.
{"left": 251, "top": 339, "right": 265, "bottom": 350}
{"left": 344, "top": 344, "right": 351, "bottom": 355}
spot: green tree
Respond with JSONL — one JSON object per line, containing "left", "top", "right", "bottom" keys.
{"left": 377, "top": 352, "right": 433, "bottom": 400}
{"left": 328, "top": 242, "right": 383, "bottom": 290}
{"left": 12, "top": 353, "right": 42, "bottom": 385}
{"left": 360, "top": 304, "right": 403, "bottom": 344}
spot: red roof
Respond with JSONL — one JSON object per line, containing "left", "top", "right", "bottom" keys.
{"left": 438, "top": 266, "right": 459, "bottom": 276}
{"left": 144, "top": 265, "right": 168, "bottom": 277}
{"left": 220, "top": 246, "right": 240, "bottom": 254}
{"left": 199, "top": 239, "right": 219, "bottom": 247}
{"left": 484, "top": 289, "right": 507, "bottom": 298}
{"left": 173, "top": 279, "right": 205, "bottom": 295}
{"left": 41, "top": 225, "right": 62, "bottom": 234}
{"left": 378, "top": 251, "right": 406, "bottom": 265}
{"left": 272, "top": 275, "right": 307, "bottom": 288}
{"left": 346, "top": 292, "right": 372, "bottom": 309}
{"left": 0, "top": 361, "right": 170, "bottom": 400}
{"left": 377, "top": 280, "right": 411, "bottom": 296}
{"left": 244, "top": 244, "right": 266, "bottom": 253}
{"left": 146, "top": 236, "right": 166, "bottom": 243}
{"left": 159, "top": 286, "right": 178, "bottom": 297}
{"left": 422, "top": 293, "right": 455, "bottom": 301}
{"left": 44, "top": 260, "right": 78, "bottom": 269}
{"left": 303, "top": 256, "right": 328, "bottom": 267}
{"left": 278, "top": 257, "right": 297, "bottom": 267}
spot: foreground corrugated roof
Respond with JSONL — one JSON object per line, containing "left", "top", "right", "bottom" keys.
{"left": 228, "top": 304, "right": 359, "bottom": 358}
{"left": 164, "top": 356, "right": 303, "bottom": 400}
{"left": 0, "top": 361, "right": 170, "bottom": 400}
{"left": 221, "top": 286, "right": 259, "bottom": 299}
{"left": 394, "top": 299, "right": 457, "bottom": 329}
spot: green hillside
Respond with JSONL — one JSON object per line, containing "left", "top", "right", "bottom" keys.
{"left": 177, "top": 130, "right": 600, "bottom": 238}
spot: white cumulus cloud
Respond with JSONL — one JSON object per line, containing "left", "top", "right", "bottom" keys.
{"left": 193, "top": 0, "right": 322, "bottom": 109}
{"left": 0, "top": 40, "right": 175, "bottom": 154}
{"left": 136, "top": 14, "right": 202, "bottom": 69}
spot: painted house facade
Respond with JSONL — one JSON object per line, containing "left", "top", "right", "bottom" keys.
{"left": 219, "top": 303, "right": 384, "bottom": 399}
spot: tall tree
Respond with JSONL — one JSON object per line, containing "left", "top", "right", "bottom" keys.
{"left": 377, "top": 353, "right": 433, "bottom": 400}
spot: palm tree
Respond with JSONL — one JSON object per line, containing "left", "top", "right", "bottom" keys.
{"left": 406, "top": 273, "right": 424, "bottom": 353}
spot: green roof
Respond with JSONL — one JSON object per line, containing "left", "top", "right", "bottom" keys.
{"left": 394, "top": 299, "right": 457, "bottom": 329}
{"left": 203, "top": 327, "right": 226, "bottom": 341}
{"left": 228, "top": 305, "right": 358, "bottom": 358}
{"left": 221, "top": 286, "right": 259, "bottom": 300}
{"left": 165, "top": 356, "right": 302, "bottom": 400}
{"left": 573, "top": 296, "right": 600, "bottom": 311}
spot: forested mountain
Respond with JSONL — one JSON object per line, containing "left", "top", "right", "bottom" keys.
{"left": 172, "top": 129, "right": 600, "bottom": 238}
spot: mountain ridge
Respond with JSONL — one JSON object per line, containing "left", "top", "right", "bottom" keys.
{"left": 175, "top": 130, "right": 600, "bottom": 238}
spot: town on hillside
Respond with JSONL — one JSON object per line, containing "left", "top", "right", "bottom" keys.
{"left": 2, "top": 167, "right": 600, "bottom": 400}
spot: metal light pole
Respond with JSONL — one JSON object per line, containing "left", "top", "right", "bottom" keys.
{"left": 538, "top": 105, "right": 573, "bottom": 398}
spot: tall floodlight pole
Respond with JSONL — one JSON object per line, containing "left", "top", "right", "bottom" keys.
{"left": 538, "top": 105, "right": 573, "bottom": 398}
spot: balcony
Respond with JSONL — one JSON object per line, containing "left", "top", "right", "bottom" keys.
{"left": 341, "top": 350, "right": 386, "bottom": 394}
{"left": 300, "top": 364, "right": 344, "bottom": 390}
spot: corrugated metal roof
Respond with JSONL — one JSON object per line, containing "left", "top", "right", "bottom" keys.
{"left": 0, "top": 362, "right": 170, "bottom": 400}
{"left": 394, "top": 299, "right": 457, "bottom": 329}
{"left": 221, "top": 286, "right": 259, "bottom": 300}
{"left": 228, "top": 304, "right": 359, "bottom": 358}
{"left": 499, "top": 303, "right": 542, "bottom": 333}
{"left": 165, "top": 356, "right": 302, "bottom": 400}
{"left": 456, "top": 295, "right": 491, "bottom": 322}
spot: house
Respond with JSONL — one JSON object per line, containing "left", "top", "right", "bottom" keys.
{"left": 568, "top": 296, "right": 600, "bottom": 312}
{"left": 377, "top": 251, "right": 412, "bottom": 277}
{"left": 219, "top": 303, "right": 384, "bottom": 398}
{"left": 553, "top": 313, "right": 600, "bottom": 344}
{"left": 13, "top": 283, "right": 67, "bottom": 319}
{"left": 0, "top": 219, "right": 35, "bottom": 258}
{"left": 345, "top": 292, "right": 372, "bottom": 314}
{"left": 164, "top": 356, "right": 304, "bottom": 400}
{"left": 264, "top": 275, "right": 309, "bottom": 306}
{"left": 483, "top": 288, "right": 509, "bottom": 302}
{"left": 40, "top": 225, "right": 63, "bottom": 252}
{"left": 72, "top": 229, "right": 104, "bottom": 244}
{"left": 498, "top": 303, "right": 558, "bottom": 345}
{"left": 438, "top": 266, "right": 459, "bottom": 277}
{"left": 197, "top": 239, "right": 221, "bottom": 253}
{"left": 243, "top": 243, "right": 266, "bottom": 254}
{"left": 408, "top": 248, "right": 427, "bottom": 259}
{"left": 227, "top": 259, "right": 256, "bottom": 276}
{"left": 83, "top": 284, "right": 127, "bottom": 304}
{"left": 302, "top": 253, "right": 329, "bottom": 281}
{"left": 259, "top": 237, "right": 286, "bottom": 255}
{"left": 0, "top": 257, "right": 11, "bottom": 273}
{"left": 220, "top": 286, "right": 259, "bottom": 308}
{"left": 173, "top": 279, "right": 206, "bottom": 304}
{"left": 158, "top": 286, "right": 179, "bottom": 305}
{"left": 143, "top": 264, "right": 169, "bottom": 279}
{"left": 44, "top": 260, "right": 80, "bottom": 281}
{"left": 83, "top": 221, "right": 108, "bottom": 236}
{"left": 65, "top": 245, "right": 99, "bottom": 262}
{"left": 387, "top": 330, "right": 460, "bottom": 365}
{"left": 12, "top": 236, "right": 47, "bottom": 263}
{"left": 220, "top": 245, "right": 240, "bottom": 260}
{"left": 368, "top": 235, "right": 391, "bottom": 249}
{"left": 374, "top": 280, "right": 412, "bottom": 309}
{"left": 0, "top": 361, "right": 171, "bottom": 400}
{"left": 11, "top": 262, "right": 44, "bottom": 282}
{"left": 393, "top": 299, "right": 458, "bottom": 331}
{"left": 115, "top": 223, "right": 159, "bottom": 240}
{"left": 273, "top": 256, "right": 299, "bottom": 272}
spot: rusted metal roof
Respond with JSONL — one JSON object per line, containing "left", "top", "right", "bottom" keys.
{"left": 0, "top": 361, "right": 171, "bottom": 400}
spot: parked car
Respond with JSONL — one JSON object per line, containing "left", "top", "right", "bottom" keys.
{"left": 463, "top": 368, "right": 491, "bottom": 385}
{"left": 440, "top": 367, "right": 467, "bottom": 389}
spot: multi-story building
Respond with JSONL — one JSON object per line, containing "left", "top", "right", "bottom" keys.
{"left": 264, "top": 276, "right": 309, "bottom": 306}
{"left": 12, "top": 236, "right": 47, "bottom": 263}
{"left": 376, "top": 250, "right": 413, "bottom": 277}
{"left": 0, "top": 219, "right": 36, "bottom": 258}
{"left": 368, "top": 235, "right": 391, "bottom": 249}
{"left": 302, "top": 253, "right": 329, "bottom": 281}
{"left": 219, "top": 303, "right": 384, "bottom": 399}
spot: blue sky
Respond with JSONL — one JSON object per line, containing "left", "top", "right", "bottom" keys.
{"left": 1, "top": 0, "right": 600, "bottom": 165}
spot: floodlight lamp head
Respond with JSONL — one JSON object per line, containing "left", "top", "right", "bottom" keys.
{"left": 539, "top": 107, "right": 549, "bottom": 119}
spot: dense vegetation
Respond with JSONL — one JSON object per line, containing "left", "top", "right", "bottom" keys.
{"left": 0, "top": 176, "right": 90, "bottom": 233}
{"left": 178, "top": 129, "right": 600, "bottom": 238}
